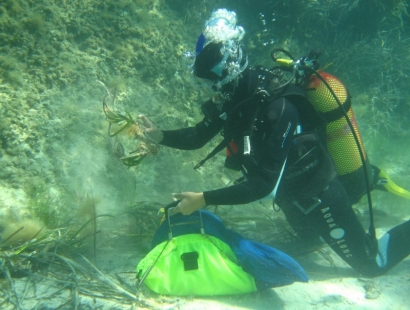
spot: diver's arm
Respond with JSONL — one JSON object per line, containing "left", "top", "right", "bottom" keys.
{"left": 204, "top": 98, "right": 299, "bottom": 206}
{"left": 138, "top": 114, "right": 164, "bottom": 143}
{"left": 160, "top": 115, "right": 224, "bottom": 150}
{"left": 203, "top": 175, "right": 277, "bottom": 205}
{"left": 139, "top": 112, "right": 224, "bottom": 149}
{"left": 160, "top": 99, "right": 225, "bottom": 149}
{"left": 169, "top": 184, "right": 275, "bottom": 215}
{"left": 171, "top": 192, "right": 206, "bottom": 215}
{"left": 168, "top": 174, "right": 281, "bottom": 215}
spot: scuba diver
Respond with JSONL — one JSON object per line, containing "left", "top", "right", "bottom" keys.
{"left": 139, "top": 8, "right": 410, "bottom": 277}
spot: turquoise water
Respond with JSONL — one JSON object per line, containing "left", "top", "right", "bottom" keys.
{"left": 0, "top": 0, "right": 409, "bottom": 308}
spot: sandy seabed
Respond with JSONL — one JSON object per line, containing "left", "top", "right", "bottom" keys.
{"left": 1, "top": 1, "right": 410, "bottom": 309}
{"left": 6, "top": 246, "right": 408, "bottom": 310}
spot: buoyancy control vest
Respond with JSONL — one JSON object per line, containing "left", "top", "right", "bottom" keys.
{"left": 196, "top": 68, "right": 340, "bottom": 201}
{"left": 218, "top": 68, "right": 336, "bottom": 200}
{"left": 221, "top": 67, "right": 307, "bottom": 172}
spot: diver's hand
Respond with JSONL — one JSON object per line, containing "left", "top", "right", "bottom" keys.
{"left": 138, "top": 114, "right": 163, "bottom": 143}
{"left": 171, "top": 192, "right": 206, "bottom": 215}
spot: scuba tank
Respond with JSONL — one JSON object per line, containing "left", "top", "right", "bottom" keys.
{"left": 271, "top": 49, "right": 372, "bottom": 202}
{"left": 304, "top": 71, "right": 372, "bottom": 202}
{"left": 271, "top": 48, "right": 410, "bottom": 262}
{"left": 271, "top": 48, "right": 378, "bottom": 258}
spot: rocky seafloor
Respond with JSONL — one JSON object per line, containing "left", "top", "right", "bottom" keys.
{"left": 0, "top": 0, "right": 409, "bottom": 309}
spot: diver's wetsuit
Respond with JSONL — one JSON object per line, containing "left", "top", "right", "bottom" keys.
{"left": 276, "top": 178, "right": 410, "bottom": 277}
{"left": 160, "top": 68, "right": 410, "bottom": 277}
{"left": 161, "top": 94, "right": 298, "bottom": 205}
{"left": 161, "top": 68, "right": 299, "bottom": 205}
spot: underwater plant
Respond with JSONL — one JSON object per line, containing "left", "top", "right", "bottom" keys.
{"left": 23, "top": 13, "right": 47, "bottom": 34}
{"left": 0, "top": 221, "right": 140, "bottom": 308}
{"left": 26, "top": 182, "right": 64, "bottom": 230}
{"left": 0, "top": 55, "right": 23, "bottom": 87}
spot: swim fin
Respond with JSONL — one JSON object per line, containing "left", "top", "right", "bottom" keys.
{"left": 374, "top": 167, "right": 410, "bottom": 199}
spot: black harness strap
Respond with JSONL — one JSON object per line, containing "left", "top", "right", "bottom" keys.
{"left": 194, "top": 138, "right": 227, "bottom": 169}
{"left": 321, "top": 96, "right": 352, "bottom": 122}
{"left": 193, "top": 96, "right": 255, "bottom": 170}
{"left": 193, "top": 69, "right": 310, "bottom": 170}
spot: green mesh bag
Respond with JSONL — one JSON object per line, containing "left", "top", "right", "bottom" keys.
{"left": 136, "top": 233, "right": 257, "bottom": 296}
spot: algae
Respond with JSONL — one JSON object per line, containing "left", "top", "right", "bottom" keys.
{"left": 0, "top": 0, "right": 409, "bottom": 308}
{"left": 23, "top": 12, "right": 47, "bottom": 34}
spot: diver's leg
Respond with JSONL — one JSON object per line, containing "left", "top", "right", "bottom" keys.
{"left": 305, "top": 178, "right": 379, "bottom": 276}
{"left": 278, "top": 177, "right": 410, "bottom": 276}
{"left": 278, "top": 178, "right": 410, "bottom": 277}
{"left": 279, "top": 198, "right": 322, "bottom": 246}
{"left": 304, "top": 178, "right": 410, "bottom": 277}
{"left": 277, "top": 177, "right": 371, "bottom": 261}
{"left": 378, "top": 219, "right": 410, "bottom": 272}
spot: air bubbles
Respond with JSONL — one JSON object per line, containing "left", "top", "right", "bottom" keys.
{"left": 271, "top": 12, "right": 276, "bottom": 22}
{"left": 262, "top": 39, "right": 275, "bottom": 47}
{"left": 258, "top": 11, "right": 276, "bottom": 32}
{"left": 258, "top": 11, "right": 276, "bottom": 48}
{"left": 259, "top": 12, "right": 267, "bottom": 27}
{"left": 183, "top": 51, "right": 195, "bottom": 59}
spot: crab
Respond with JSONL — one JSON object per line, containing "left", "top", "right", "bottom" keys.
{"left": 101, "top": 86, "right": 159, "bottom": 167}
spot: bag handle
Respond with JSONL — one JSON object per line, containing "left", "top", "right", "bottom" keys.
{"left": 164, "top": 201, "right": 206, "bottom": 239}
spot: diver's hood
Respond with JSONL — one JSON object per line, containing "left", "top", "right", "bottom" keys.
{"left": 193, "top": 9, "right": 248, "bottom": 90}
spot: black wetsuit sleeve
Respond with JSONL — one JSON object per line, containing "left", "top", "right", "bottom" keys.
{"left": 203, "top": 176, "right": 278, "bottom": 205}
{"left": 203, "top": 98, "right": 299, "bottom": 205}
{"left": 160, "top": 115, "right": 225, "bottom": 150}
